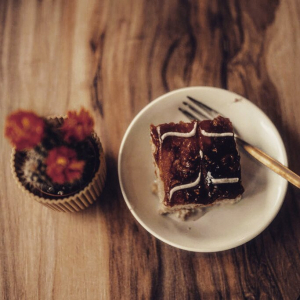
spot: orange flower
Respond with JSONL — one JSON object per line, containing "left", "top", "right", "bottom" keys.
{"left": 5, "top": 110, "right": 45, "bottom": 150}
{"left": 61, "top": 108, "right": 94, "bottom": 142}
{"left": 46, "top": 146, "right": 85, "bottom": 184}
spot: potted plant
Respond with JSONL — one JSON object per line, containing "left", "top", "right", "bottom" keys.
{"left": 4, "top": 108, "right": 106, "bottom": 212}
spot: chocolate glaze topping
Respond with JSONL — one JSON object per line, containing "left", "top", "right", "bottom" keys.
{"left": 150, "top": 116, "right": 244, "bottom": 207}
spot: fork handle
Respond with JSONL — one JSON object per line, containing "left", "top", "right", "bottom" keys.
{"left": 237, "top": 139, "right": 300, "bottom": 189}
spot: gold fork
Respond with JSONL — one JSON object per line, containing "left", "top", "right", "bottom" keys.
{"left": 179, "top": 96, "right": 300, "bottom": 189}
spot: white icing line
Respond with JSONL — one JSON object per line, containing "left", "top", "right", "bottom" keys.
{"left": 160, "top": 122, "right": 197, "bottom": 142}
{"left": 157, "top": 126, "right": 161, "bottom": 142}
{"left": 201, "top": 129, "right": 233, "bottom": 137}
{"left": 169, "top": 169, "right": 201, "bottom": 201}
{"left": 211, "top": 178, "right": 239, "bottom": 184}
{"left": 206, "top": 171, "right": 239, "bottom": 185}
{"left": 200, "top": 149, "right": 203, "bottom": 159}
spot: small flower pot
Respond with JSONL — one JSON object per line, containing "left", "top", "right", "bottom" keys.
{"left": 11, "top": 132, "right": 106, "bottom": 212}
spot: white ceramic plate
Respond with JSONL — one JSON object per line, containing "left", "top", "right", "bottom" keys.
{"left": 118, "top": 87, "right": 288, "bottom": 252}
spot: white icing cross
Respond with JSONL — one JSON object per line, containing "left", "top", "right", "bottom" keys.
{"left": 158, "top": 122, "right": 239, "bottom": 201}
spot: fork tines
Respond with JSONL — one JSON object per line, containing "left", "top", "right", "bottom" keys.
{"left": 179, "top": 95, "right": 221, "bottom": 121}
{"left": 187, "top": 96, "right": 220, "bottom": 116}
{"left": 179, "top": 95, "right": 243, "bottom": 140}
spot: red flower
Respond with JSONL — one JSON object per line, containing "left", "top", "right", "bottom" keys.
{"left": 46, "top": 146, "right": 85, "bottom": 184}
{"left": 61, "top": 108, "right": 94, "bottom": 142}
{"left": 5, "top": 110, "right": 45, "bottom": 150}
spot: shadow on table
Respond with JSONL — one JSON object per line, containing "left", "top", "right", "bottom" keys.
{"left": 74, "top": 152, "right": 127, "bottom": 218}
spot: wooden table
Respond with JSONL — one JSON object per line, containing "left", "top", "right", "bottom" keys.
{"left": 1, "top": 0, "right": 300, "bottom": 299}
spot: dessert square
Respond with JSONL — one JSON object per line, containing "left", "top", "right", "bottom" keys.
{"left": 150, "top": 116, "right": 244, "bottom": 217}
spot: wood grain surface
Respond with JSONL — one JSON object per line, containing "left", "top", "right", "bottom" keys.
{"left": 1, "top": 0, "right": 300, "bottom": 299}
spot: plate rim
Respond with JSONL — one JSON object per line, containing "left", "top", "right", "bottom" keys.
{"left": 118, "top": 86, "right": 288, "bottom": 252}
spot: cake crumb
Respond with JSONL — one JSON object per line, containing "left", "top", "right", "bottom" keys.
{"left": 234, "top": 97, "right": 243, "bottom": 102}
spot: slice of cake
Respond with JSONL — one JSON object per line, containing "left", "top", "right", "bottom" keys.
{"left": 150, "top": 116, "right": 244, "bottom": 218}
